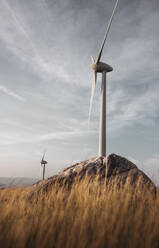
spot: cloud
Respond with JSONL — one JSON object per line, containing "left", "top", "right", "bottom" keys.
{"left": 0, "top": 0, "right": 159, "bottom": 178}
{"left": 0, "top": 0, "right": 73, "bottom": 83}
{"left": 37, "top": 129, "right": 98, "bottom": 142}
{"left": 0, "top": 127, "right": 98, "bottom": 146}
{"left": 145, "top": 155, "right": 159, "bottom": 168}
{"left": 107, "top": 83, "right": 159, "bottom": 133}
{"left": 0, "top": 85, "right": 26, "bottom": 102}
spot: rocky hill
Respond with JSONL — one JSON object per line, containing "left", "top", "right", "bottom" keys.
{"left": 29, "top": 154, "right": 156, "bottom": 196}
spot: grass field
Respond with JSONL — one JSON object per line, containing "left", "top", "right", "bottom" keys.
{"left": 0, "top": 179, "right": 158, "bottom": 248}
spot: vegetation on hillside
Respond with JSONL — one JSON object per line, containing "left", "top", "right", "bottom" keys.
{"left": 0, "top": 178, "right": 158, "bottom": 248}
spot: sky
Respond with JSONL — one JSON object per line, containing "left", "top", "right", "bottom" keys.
{"left": 0, "top": 0, "right": 159, "bottom": 181}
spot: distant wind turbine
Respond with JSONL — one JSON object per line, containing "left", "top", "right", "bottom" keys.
{"left": 89, "top": 0, "right": 119, "bottom": 157}
{"left": 40, "top": 151, "right": 48, "bottom": 180}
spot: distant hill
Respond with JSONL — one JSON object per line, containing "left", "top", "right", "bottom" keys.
{"left": 0, "top": 177, "right": 38, "bottom": 188}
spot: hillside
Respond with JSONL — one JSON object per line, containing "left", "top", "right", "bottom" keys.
{"left": 0, "top": 154, "right": 158, "bottom": 248}
{"left": 30, "top": 154, "right": 156, "bottom": 196}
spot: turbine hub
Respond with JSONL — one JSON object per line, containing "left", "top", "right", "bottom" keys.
{"left": 91, "top": 62, "right": 113, "bottom": 73}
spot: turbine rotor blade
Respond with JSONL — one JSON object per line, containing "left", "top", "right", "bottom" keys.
{"left": 41, "top": 150, "right": 46, "bottom": 162}
{"left": 91, "top": 56, "right": 95, "bottom": 64}
{"left": 96, "top": 0, "right": 119, "bottom": 64}
{"left": 88, "top": 71, "right": 97, "bottom": 124}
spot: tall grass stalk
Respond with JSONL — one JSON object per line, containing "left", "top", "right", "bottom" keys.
{"left": 0, "top": 178, "right": 158, "bottom": 248}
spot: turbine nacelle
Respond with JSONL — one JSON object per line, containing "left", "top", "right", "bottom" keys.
{"left": 91, "top": 62, "right": 113, "bottom": 73}
{"left": 41, "top": 160, "right": 48, "bottom": 165}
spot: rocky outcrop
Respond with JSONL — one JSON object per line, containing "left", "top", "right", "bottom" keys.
{"left": 29, "top": 154, "right": 156, "bottom": 195}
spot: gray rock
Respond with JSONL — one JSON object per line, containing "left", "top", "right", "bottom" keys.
{"left": 28, "top": 154, "right": 156, "bottom": 196}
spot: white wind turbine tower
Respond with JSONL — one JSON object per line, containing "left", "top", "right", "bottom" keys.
{"left": 89, "top": 0, "right": 119, "bottom": 157}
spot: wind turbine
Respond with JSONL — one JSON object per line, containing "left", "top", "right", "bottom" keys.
{"left": 40, "top": 151, "right": 48, "bottom": 180}
{"left": 89, "top": 0, "right": 118, "bottom": 157}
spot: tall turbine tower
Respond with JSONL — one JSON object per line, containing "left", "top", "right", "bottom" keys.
{"left": 40, "top": 151, "right": 48, "bottom": 180}
{"left": 89, "top": 0, "right": 118, "bottom": 157}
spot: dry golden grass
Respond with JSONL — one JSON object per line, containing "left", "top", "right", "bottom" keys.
{"left": 0, "top": 179, "right": 158, "bottom": 248}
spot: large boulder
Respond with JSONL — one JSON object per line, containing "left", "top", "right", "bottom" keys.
{"left": 29, "top": 154, "right": 156, "bottom": 195}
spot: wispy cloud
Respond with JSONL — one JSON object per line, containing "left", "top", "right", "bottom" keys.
{"left": 37, "top": 129, "right": 98, "bottom": 142}
{"left": 145, "top": 154, "right": 159, "bottom": 168}
{"left": 0, "top": 85, "right": 26, "bottom": 102}
{"left": 107, "top": 84, "right": 159, "bottom": 133}
{"left": 0, "top": 128, "right": 98, "bottom": 146}
{"left": 0, "top": 0, "right": 159, "bottom": 178}
{"left": 0, "top": 0, "right": 73, "bottom": 83}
